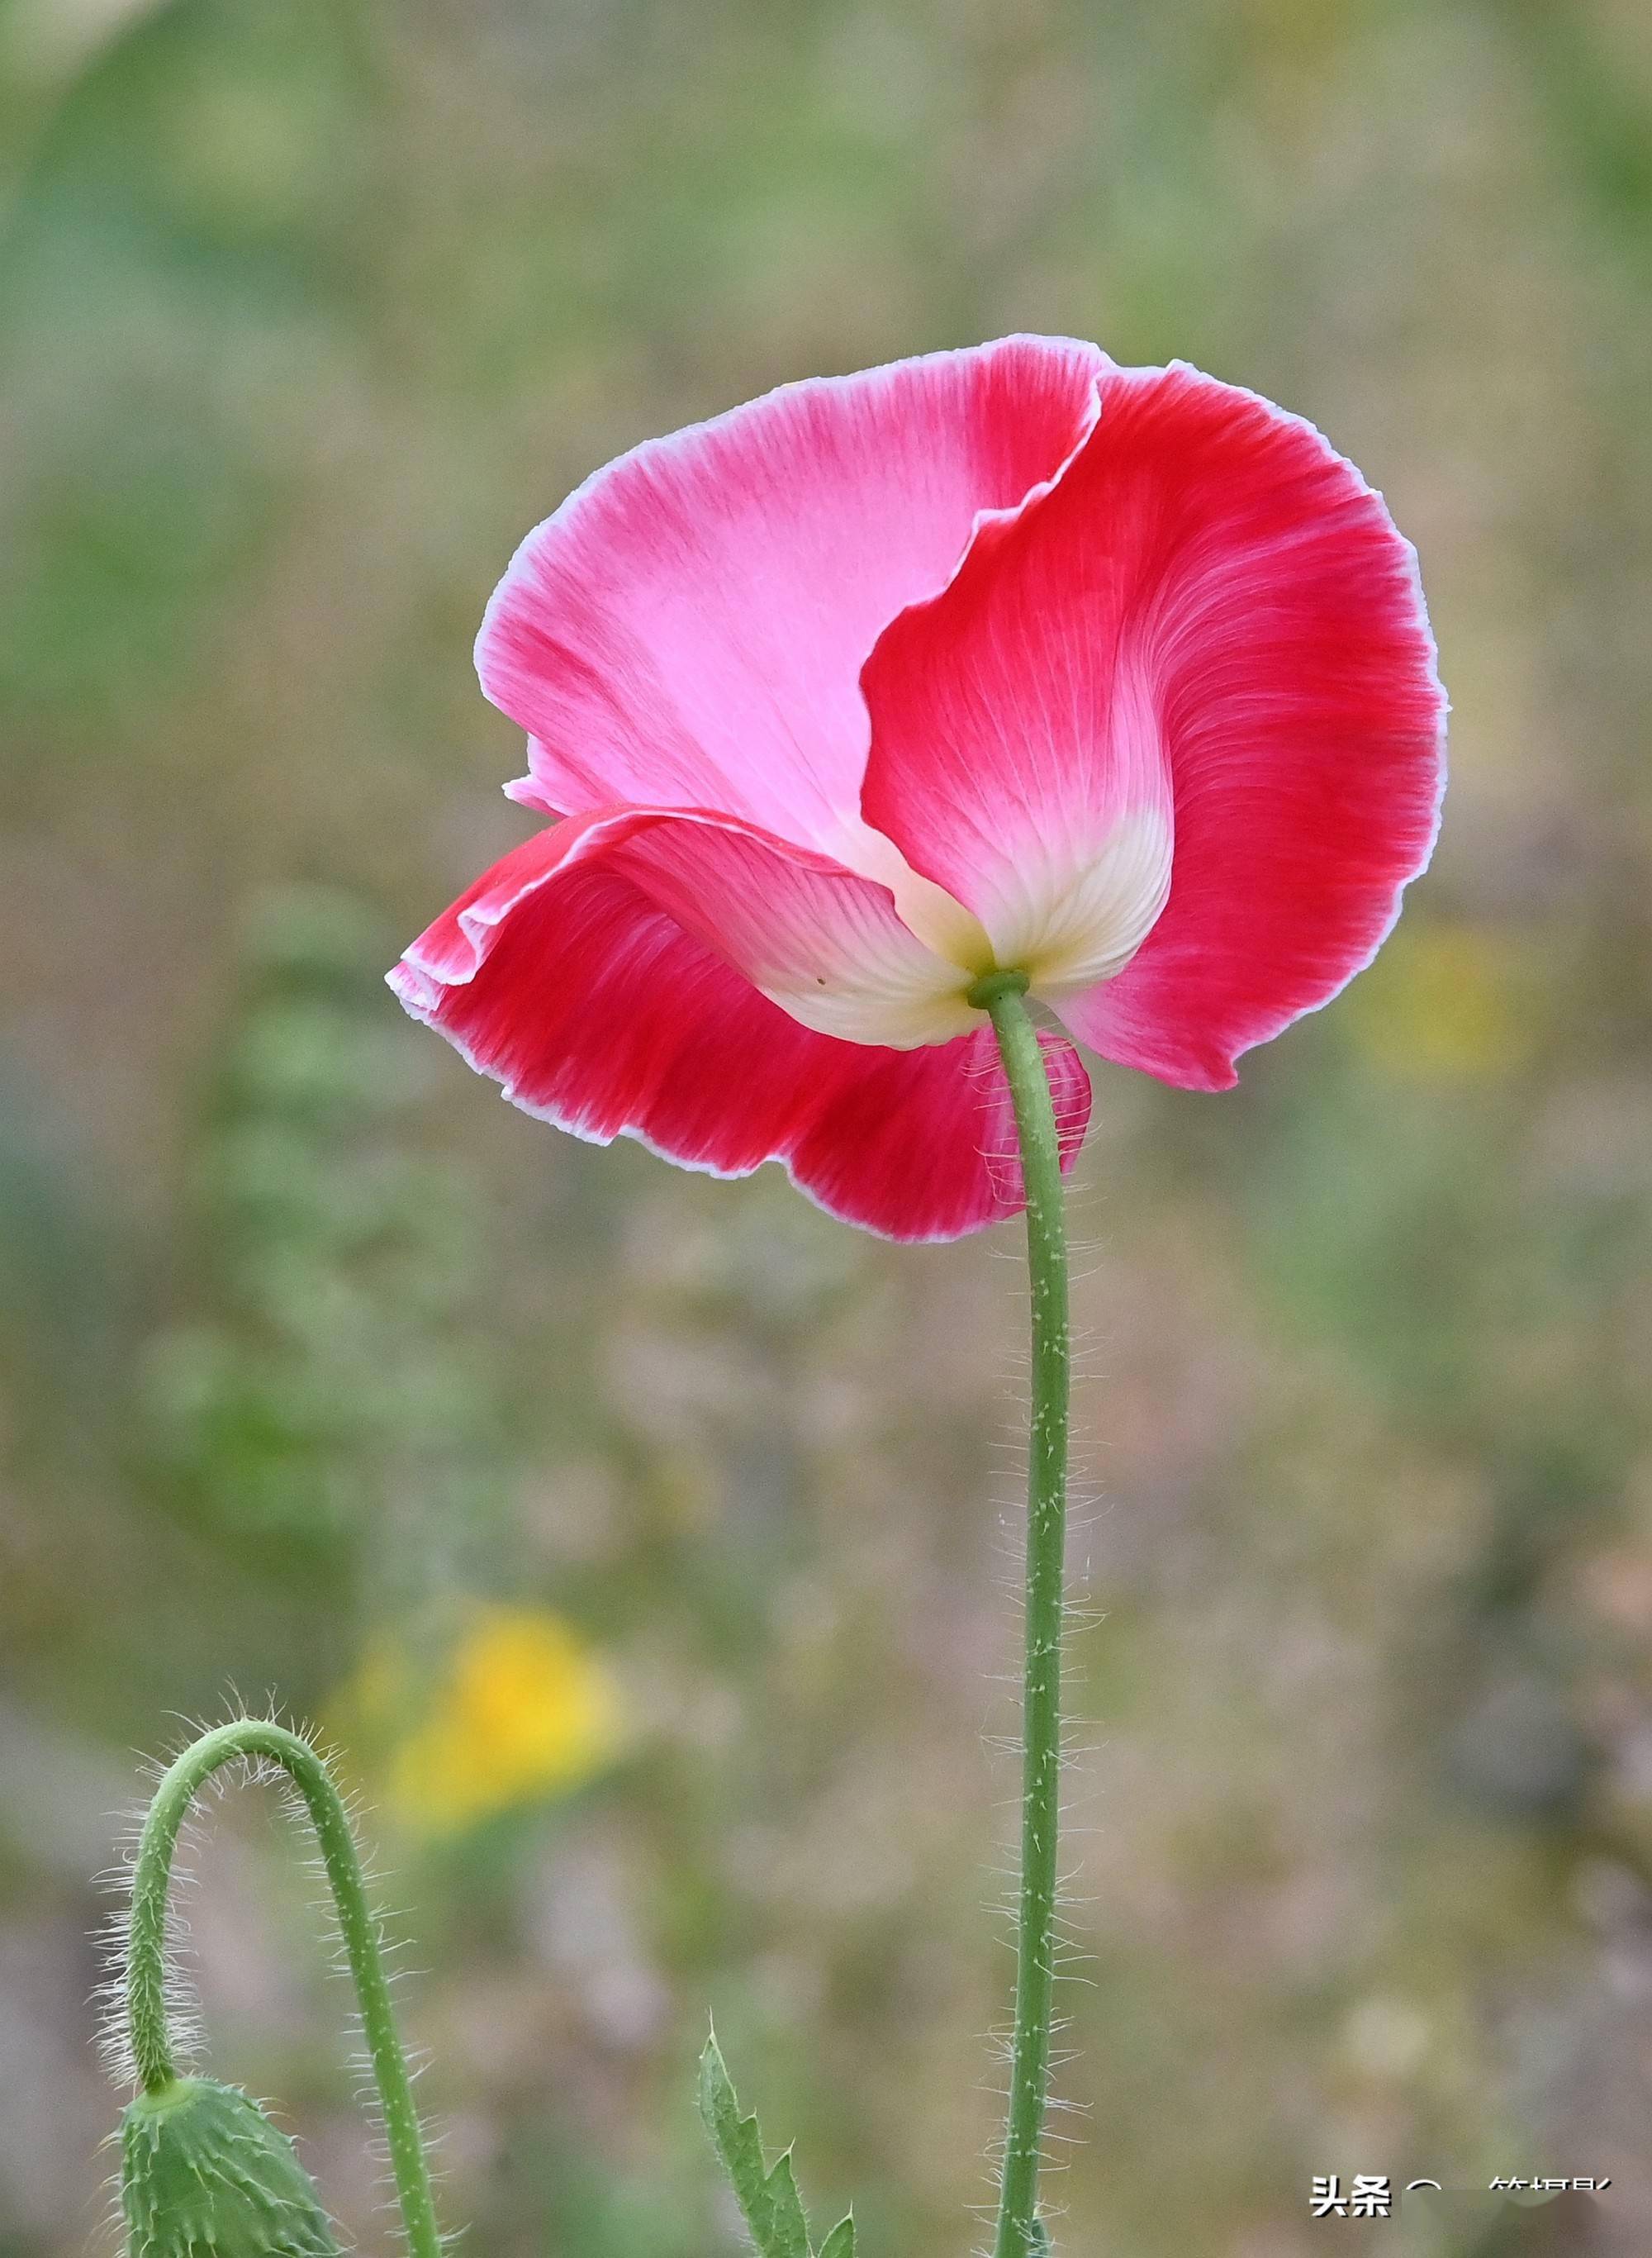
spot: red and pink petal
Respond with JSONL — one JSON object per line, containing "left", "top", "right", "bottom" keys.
{"left": 389, "top": 822, "right": 1091, "bottom": 1241}
{"left": 861, "top": 359, "right": 1446, "bottom": 1088}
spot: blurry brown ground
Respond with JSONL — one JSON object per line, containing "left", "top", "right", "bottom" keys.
{"left": 3, "top": 2, "right": 1652, "bottom": 2254}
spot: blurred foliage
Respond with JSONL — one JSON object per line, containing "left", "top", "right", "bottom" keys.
{"left": 2, "top": 2, "right": 1651, "bottom": 2255}
{"left": 135, "top": 884, "right": 508, "bottom": 1612}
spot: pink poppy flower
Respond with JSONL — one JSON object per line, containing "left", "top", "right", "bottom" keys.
{"left": 391, "top": 336, "right": 1445, "bottom": 1241}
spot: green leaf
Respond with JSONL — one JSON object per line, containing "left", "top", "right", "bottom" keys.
{"left": 698, "top": 2030, "right": 857, "bottom": 2258}
{"left": 700, "top": 2032, "right": 774, "bottom": 2248}
{"left": 761, "top": 2153, "right": 810, "bottom": 2258}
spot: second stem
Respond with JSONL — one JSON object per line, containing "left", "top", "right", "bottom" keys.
{"left": 125, "top": 1718, "right": 443, "bottom": 2258}
{"left": 975, "top": 975, "right": 1072, "bottom": 2258}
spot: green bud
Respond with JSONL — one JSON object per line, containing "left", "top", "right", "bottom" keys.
{"left": 121, "top": 2077, "right": 344, "bottom": 2258}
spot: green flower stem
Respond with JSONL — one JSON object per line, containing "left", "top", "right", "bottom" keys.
{"left": 126, "top": 1718, "right": 442, "bottom": 2258}
{"left": 971, "top": 972, "right": 1071, "bottom": 2258}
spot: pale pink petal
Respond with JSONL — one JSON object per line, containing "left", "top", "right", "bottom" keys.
{"left": 388, "top": 827, "right": 1091, "bottom": 1241}
{"left": 861, "top": 360, "right": 1446, "bottom": 1088}
{"left": 478, "top": 336, "right": 1106, "bottom": 859}
{"left": 598, "top": 812, "right": 991, "bottom": 1048}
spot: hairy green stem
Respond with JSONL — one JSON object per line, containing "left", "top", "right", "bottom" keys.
{"left": 126, "top": 1718, "right": 441, "bottom": 2258}
{"left": 971, "top": 973, "right": 1071, "bottom": 2258}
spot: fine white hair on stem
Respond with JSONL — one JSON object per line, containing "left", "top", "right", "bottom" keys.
{"left": 968, "top": 1098, "right": 1117, "bottom": 2242}
{"left": 95, "top": 1694, "right": 440, "bottom": 2246}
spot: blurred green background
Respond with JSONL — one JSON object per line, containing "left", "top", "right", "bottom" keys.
{"left": 2, "top": 2, "right": 1650, "bottom": 2253}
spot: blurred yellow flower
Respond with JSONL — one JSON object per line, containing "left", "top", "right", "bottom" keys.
{"left": 1346, "top": 920, "right": 1536, "bottom": 1082}
{"left": 346, "top": 1605, "right": 624, "bottom": 1837}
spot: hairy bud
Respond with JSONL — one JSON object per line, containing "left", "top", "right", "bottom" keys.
{"left": 121, "top": 2077, "right": 343, "bottom": 2258}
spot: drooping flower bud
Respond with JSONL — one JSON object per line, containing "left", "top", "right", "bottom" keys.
{"left": 113, "top": 1719, "right": 440, "bottom": 2258}
{"left": 121, "top": 2077, "right": 343, "bottom": 2258}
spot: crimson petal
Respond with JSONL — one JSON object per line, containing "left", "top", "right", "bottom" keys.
{"left": 390, "top": 822, "right": 1091, "bottom": 1242}
{"left": 862, "top": 360, "right": 1446, "bottom": 1088}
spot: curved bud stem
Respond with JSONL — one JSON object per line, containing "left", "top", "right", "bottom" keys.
{"left": 971, "top": 974, "right": 1072, "bottom": 2258}
{"left": 125, "top": 1718, "right": 442, "bottom": 2258}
